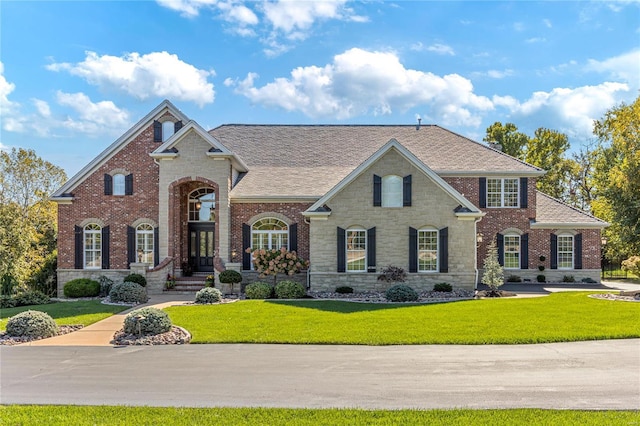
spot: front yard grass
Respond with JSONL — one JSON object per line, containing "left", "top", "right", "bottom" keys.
{"left": 0, "top": 406, "right": 637, "bottom": 425}
{"left": 0, "top": 300, "right": 129, "bottom": 331}
{"left": 165, "top": 292, "right": 640, "bottom": 345}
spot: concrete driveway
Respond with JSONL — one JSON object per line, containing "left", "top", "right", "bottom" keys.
{"left": 1, "top": 340, "right": 639, "bottom": 409}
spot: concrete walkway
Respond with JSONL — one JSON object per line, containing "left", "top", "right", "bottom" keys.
{"left": 18, "top": 281, "right": 639, "bottom": 347}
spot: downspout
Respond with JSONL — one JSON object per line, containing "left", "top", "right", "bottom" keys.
{"left": 474, "top": 217, "right": 482, "bottom": 292}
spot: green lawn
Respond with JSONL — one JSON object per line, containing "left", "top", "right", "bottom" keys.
{"left": 0, "top": 300, "right": 129, "bottom": 331}
{"left": 165, "top": 292, "right": 640, "bottom": 345}
{"left": 0, "top": 406, "right": 637, "bottom": 425}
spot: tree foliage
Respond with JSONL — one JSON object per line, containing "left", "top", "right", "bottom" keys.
{"left": 481, "top": 239, "right": 504, "bottom": 291}
{"left": 483, "top": 122, "right": 529, "bottom": 158}
{"left": 0, "top": 148, "right": 66, "bottom": 286}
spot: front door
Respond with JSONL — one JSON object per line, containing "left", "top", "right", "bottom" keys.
{"left": 189, "top": 223, "right": 215, "bottom": 272}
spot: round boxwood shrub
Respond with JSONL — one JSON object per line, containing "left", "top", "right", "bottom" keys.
{"left": 385, "top": 284, "right": 419, "bottom": 302}
{"left": 275, "top": 280, "right": 306, "bottom": 299}
{"left": 195, "top": 287, "right": 222, "bottom": 304}
{"left": 335, "top": 286, "right": 354, "bottom": 294}
{"left": 123, "top": 307, "right": 171, "bottom": 336}
{"left": 123, "top": 273, "right": 147, "bottom": 287}
{"left": 63, "top": 278, "right": 100, "bottom": 298}
{"left": 109, "top": 281, "right": 148, "bottom": 304}
{"left": 6, "top": 310, "right": 59, "bottom": 338}
{"left": 219, "top": 270, "right": 242, "bottom": 284}
{"left": 244, "top": 281, "right": 273, "bottom": 299}
{"left": 433, "top": 282, "right": 453, "bottom": 292}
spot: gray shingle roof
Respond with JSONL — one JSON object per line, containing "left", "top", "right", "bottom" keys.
{"left": 209, "top": 125, "right": 544, "bottom": 198}
{"left": 534, "top": 191, "right": 608, "bottom": 227}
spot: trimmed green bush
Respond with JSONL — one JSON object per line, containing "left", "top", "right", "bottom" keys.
{"left": 6, "top": 310, "right": 59, "bottom": 338}
{"left": 109, "top": 282, "right": 148, "bottom": 304}
{"left": 123, "top": 273, "right": 147, "bottom": 287}
{"left": 14, "top": 291, "right": 50, "bottom": 307}
{"left": 98, "top": 276, "right": 114, "bottom": 297}
{"left": 63, "top": 279, "right": 100, "bottom": 298}
{"left": 506, "top": 275, "right": 522, "bottom": 283}
{"left": 195, "top": 287, "right": 222, "bottom": 304}
{"left": 562, "top": 275, "right": 575, "bottom": 283}
{"left": 537, "top": 275, "right": 546, "bottom": 283}
{"left": 123, "top": 307, "right": 172, "bottom": 336}
{"left": 275, "top": 280, "right": 306, "bottom": 299}
{"left": 335, "top": 286, "right": 354, "bottom": 294}
{"left": 219, "top": 270, "right": 242, "bottom": 284}
{"left": 433, "top": 282, "right": 452, "bottom": 292}
{"left": 244, "top": 282, "right": 273, "bottom": 299}
{"left": 385, "top": 284, "right": 419, "bottom": 302}
{"left": 581, "top": 277, "right": 598, "bottom": 284}
{"left": 1, "top": 295, "right": 17, "bottom": 308}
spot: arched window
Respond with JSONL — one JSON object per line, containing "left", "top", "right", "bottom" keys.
{"left": 251, "top": 218, "right": 288, "bottom": 251}
{"left": 382, "top": 175, "right": 402, "bottom": 207}
{"left": 136, "top": 223, "right": 154, "bottom": 264}
{"left": 418, "top": 228, "right": 438, "bottom": 272}
{"left": 557, "top": 234, "right": 574, "bottom": 269}
{"left": 346, "top": 227, "right": 367, "bottom": 272}
{"left": 113, "top": 174, "right": 125, "bottom": 195}
{"left": 162, "top": 121, "right": 175, "bottom": 142}
{"left": 84, "top": 223, "right": 101, "bottom": 269}
{"left": 188, "top": 188, "right": 216, "bottom": 222}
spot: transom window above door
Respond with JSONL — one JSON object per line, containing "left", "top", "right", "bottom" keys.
{"left": 188, "top": 188, "right": 216, "bottom": 222}
{"left": 251, "top": 218, "right": 288, "bottom": 251}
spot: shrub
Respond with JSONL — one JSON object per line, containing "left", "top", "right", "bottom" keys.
{"left": 14, "top": 291, "right": 50, "bottom": 307}
{"left": 377, "top": 265, "right": 407, "bottom": 283}
{"left": 98, "top": 276, "right": 114, "bottom": 297}
{"left": 385, "top": 284, "right": 419, "bottom": 302}
{"left": 123, "top": 273, "right": 147, "bottom": 287}
{"left": 621, "top": 256, "right": 640, "bottom": 277}
{"left": 506, "top": 275, "right": 522, "bottom": 283}
{"left": 335, "top": 286, "right": 354, "bottom": 294}
{"left": 538, "top": 265, "right": 545, "bottom": 272}
{"left": 582, "top": 277, "right": 598, "bottom": 284}
{"left": 536, "top": 275, "right": 546, "bottom": 283}
{"left": 433, "top": 282, "right": 452, "bottom": 292}
{"left": 63, "top": 278, "right": 100, "bottom": 298}
{"left": 1, "top": 295, "right": 16, "bottom": 308}
{"left": 246, "top": 247, "right": 309, "bottom": 285}
{"left": 539, "top": 255, "right": 546, "bottom": 262}
{"left": 205, "top": 274, "right": 215, "bottom": 288}
{"left": 123, "top": 307, "right": 172, "bottom": 336}
{"left": 195, "top": 287, "right": 222, "bottom": 304}
{"left": 6, "top": 310, "right": 59, "bottom": 338}
{"left": 109, "top": 282, "right": 148, "bottom": 304}
{"left": 562, "top": 275, "right": 575, "bottom": 283}
{"left": 244, "top": 282, "right": 273, "bottom": 299}
{"left": 219, "top": 270, "right": 242, "bottom": 293}
{"left": 1, "top": 273, "right": 17, "bottom": 296}
{"left": 28, "top": 252, "right": 58, "bottom": 296}
{"left": 275, "top": 280, "right": 306, "bottom": 299}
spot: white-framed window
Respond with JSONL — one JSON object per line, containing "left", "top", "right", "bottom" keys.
{"left": 84, "top": 223, "right": 101, "bottom": 269}
{"left": 136, "top": 223, "right": 154, "bottom": 265}
{"left": 418, "top": 228, "right": 438, "bottom": 272}
{"left": 503, "top": 234, "right": 521, "bottom": 269}
{"left": 188, "top": 188, "right": 216, "bottom": 222}
{"left": 557, "top": 235, "right": 574, "bottom": 269}
{"left": 162, "top": 121, "right": 175, "bottom": 142}
{"left": 382, "top": 175, "right": 402, "bottom": 207}
{"left": 251, "top": 218, "right": 288, "bottom": 251}
{"left": 113, "top": 174, "right": 125, "bottom": 196}
{"left": 346, "top": 228, "right": 367, "bottom": 272}
{"left": 487, "top": 178, "right": 519, "bottom": 208}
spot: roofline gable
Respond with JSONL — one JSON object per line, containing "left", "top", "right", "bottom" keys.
{"left": 51, "top": 99, "right": 189, "bottom": 198}
{"left": 304, "top": 138, "right": 482, "bottom": 216}
{"left": 532, "top": 190, "right": 609, "bottom": 229}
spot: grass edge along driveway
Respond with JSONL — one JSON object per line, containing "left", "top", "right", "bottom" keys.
{"left": 165, "top": 292, "right": 640, "bottom": 345}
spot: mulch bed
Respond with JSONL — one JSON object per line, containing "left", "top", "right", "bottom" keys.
{"left": 0, "top": 325, "right": 84, "bottom": 346}
{"left": 111, "top": 326, "right": 191, "bottom": 346}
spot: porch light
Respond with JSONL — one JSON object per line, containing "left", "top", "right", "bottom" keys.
{"left": 476, "top": 233, "right": 483, "bottom": 243}
{"left": 601, "top": 236, "right": 608, "bottom": 246}
{"left": 195, "top": 201, "right": 202, "bottom": 210}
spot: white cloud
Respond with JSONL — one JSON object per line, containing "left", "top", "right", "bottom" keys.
{"left": 227, "top": 48, "right": 493, "bottom": 127}
{"left": 0, "top": 62, "right": 17, "bottom": 112}
{"left": 585, "top": 49, "right": 640, "bottom": 87}
{"left": 156, "top": 0, "right": 217, "bottom": 18}
{"left": 47, "top": 51, "right": 215, "bottom": 107}
{"left": 472, "top": 69, "right": 514, "bottom": 79}
{"left": 543, "top": 18, "right": 552, "bottom": 28}
{"left": 426, "top": 43, "right": 455, "bottom": 56}
{"left": 513, "top": 22, "right": 525, "bottom": 31}
{"left": 32, "top": 99, "right": 51, "bottom": 118}
{"left": 525, "top": 37, "right": 546, "bottom": 44}
{"left": 56, "top": 92, "right": 130, "bottom": 131}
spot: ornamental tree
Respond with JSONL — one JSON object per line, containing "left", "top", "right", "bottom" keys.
{"left": 245, "top": 247, "right": 309, "bottom": 286}
{"left": 481, "top": 239, "right": 504, "bottom": 295}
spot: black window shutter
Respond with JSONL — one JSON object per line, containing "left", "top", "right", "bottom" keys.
{"left": 125, "top": 174, "right": 133, "bottom": 195}
{"left": 289, "top": 223, "right": 298, "bottom": 253}
{"left": 409, "top": 227, "right": 418, "bottom": 273}
{"left": 154, "top": 227, "right": 160, "bottom": 267}
{"left": 153, "top": 120, "right": 162, "bottom": 142}
{"left": 439, "top": 227, "right": 449, "bottom": 273}
{"left": 403, "top": 175, "right": 412, "bottom": 207}
{"left": 367, "top": 227, "right": 376, "bottom": 273}
{"left": 550, "top": 234, "right": 558, "bottom": 269}
{"left": 242, "top": 223, "right": 251, "bottom": 270}
{"left": 479, "top": 178, "right": 487, "bottom": 208}
{"left": 497, "top": 233, "right": 504, "bottom": 266}
{"left": 521, "top": 233, "right": 529, "bottom": 269}
{"left": 104, "top": 174, "right": 113, "bottom": 196}
{"left": 520, "top": 177, "right": 528, "bottom": 208}
{"left": 574, "top": 233, "right": 583, "bottom": 269}
{"left": 127, "top": 226, "right": 136, "bottom": 267}
{"left": 74, "top": 225, "right": 83, "bottom": 269}
{"left": 174, "top": 120, "right": 183, "bottom": 132}
{"left": 337, "top": 227, "right": 346, "bottom": 272}
{"left": 373, "top": 175, "right": 382, "bottom": 207}
{"left": 101, "top": 226, "right": 110, "bottom": 269}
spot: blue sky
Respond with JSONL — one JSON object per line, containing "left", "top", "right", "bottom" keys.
{"left": 1, "top": 1, "right": 638, "bottom": 177}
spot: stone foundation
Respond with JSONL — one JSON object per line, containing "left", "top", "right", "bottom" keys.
{"left": 482, "top": 269, "right": 601, "bottom": 284}
{"left": 308, "top": 272, "right": 476, "bottom": 292}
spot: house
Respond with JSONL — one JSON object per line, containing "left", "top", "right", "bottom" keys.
{"left": 51, "top": 100, "right": 607, "bottom": 295}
